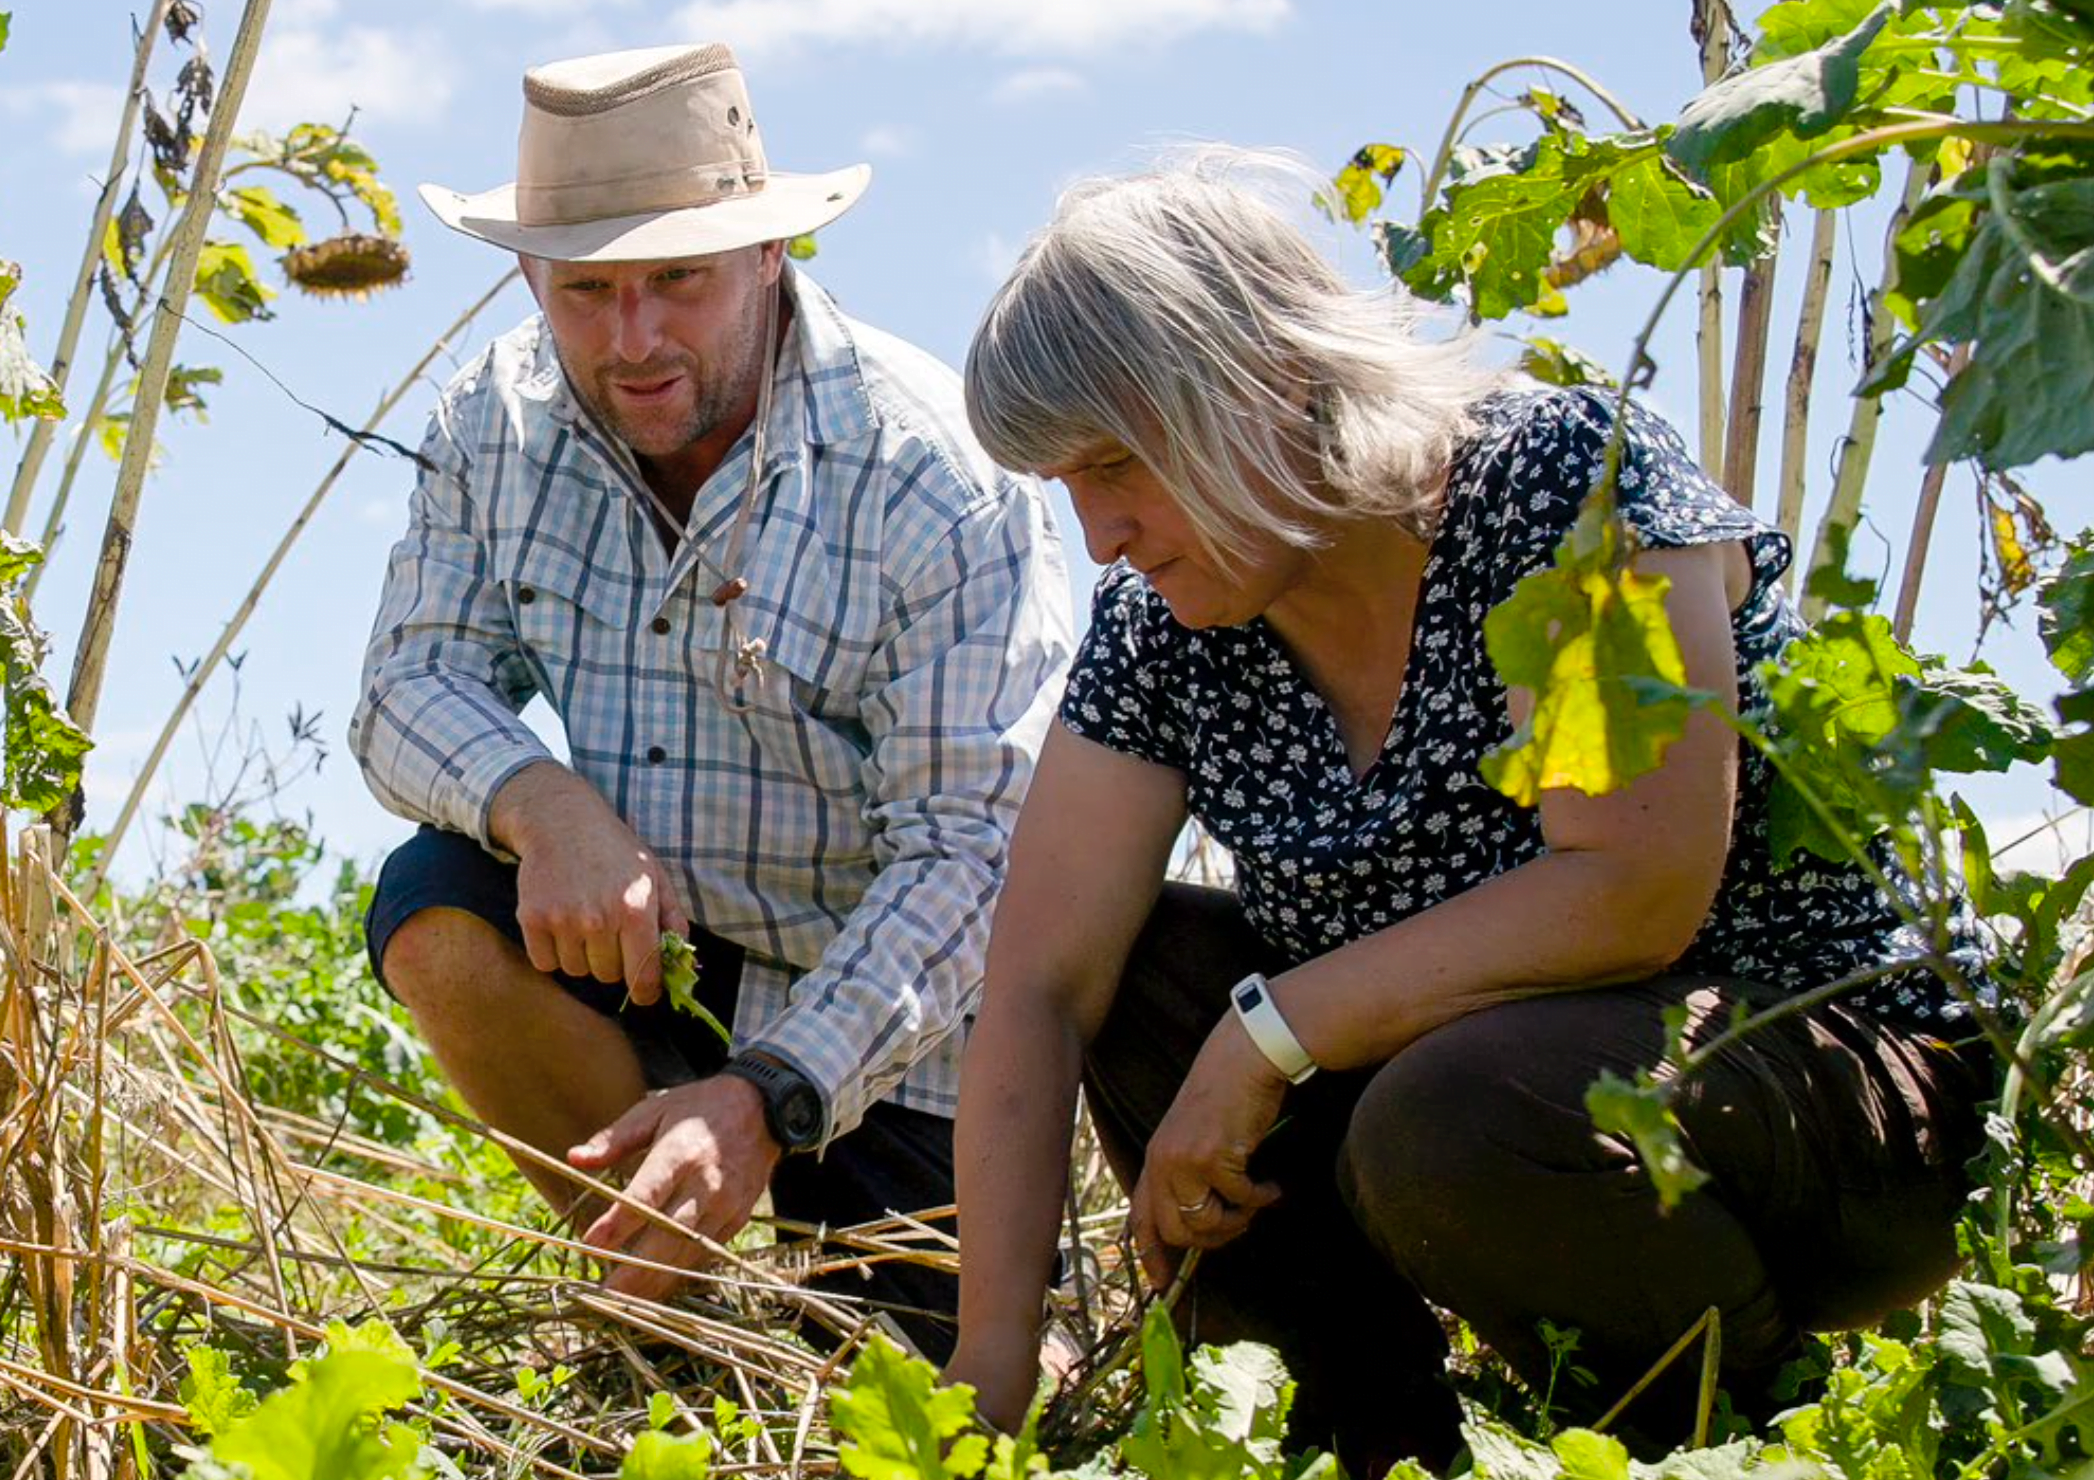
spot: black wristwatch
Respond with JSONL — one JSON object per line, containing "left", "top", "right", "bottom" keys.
{"left": 722, "top": 1052, "right": 826, "bottom": 1153}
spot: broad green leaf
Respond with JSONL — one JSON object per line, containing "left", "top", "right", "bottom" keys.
{"left": 1518, "top": 336, "right": 1617, "bottom": 389}
{"left": 1922, "top": 171, "right": 2094, "bottom": 469}
{"left": 1753, "top": 0, "right": 1888, "bottom": 57}
{"left": 659, "top": 933, "right": 731, "bottom": 1044}
{"left": 1911, "top": 663, "right": 2056, "bottom": 773}
{"left": 225, "top": 184, "right": 306, "bottom": 249}
{"left": 1760, "top": 613, "right": 1917, "bottom": 865}
{"left": 1586, "top": 1069, "right": 1710, "bottom": 1210}
{"left": 1550, "top": 1429, "right": 1630, "bottom": 1480}
{"left": 1886, "top": 190, "right": 1981, "bottom": 334}
{"left": 621, "top": 1430, "right": 714, "bottom": 1480}
{"left": 193, "top": 240, "right": 275, "bottom": 324}
{"left": 1605, "top": 152, "right": 1724, "bottom": 272}
{"left": 1325, "top": 143, "right": 1407, "bottom": 225}
{"left": 2, "top": 590, "right": 93, "bottom": 814}
{"left": 205, "top": 1347, "right": 425, "bottom": 1480}
{"left": 1140, "top": 1303, "right": 1186, "bottom": 1414}
{"left": 1186, "top": 1341, "right": 1293, "bottom": 1458}
{"left": 832, "top": 1336, "right": 988, "bottom": 1480}
{"left": 1806, "top": 519, "right": 1881, "bottom": 611}
{"left": 0, "top": 529, "right": 42, "bottom": 587}
{"left": 2040, "top": 539, "right": 2094, "bottom": 684}
{"left": 0, "top": 263, "right": 64, "bottom": 423}
{"left": 1667, "top": 4, "right": 1894, "bottom": 177}
{"left": 1480, "top": 500, "right": 1692, "bottom": 807}
{"left": 179, "top": 1346, "right": 259, "bottom": 1436}
{"left": 648, "top": 1391, "right": 677, "bottom": 1431}
{"left": 1462, "top": 1417, "right": 1562, "bottom": 1480}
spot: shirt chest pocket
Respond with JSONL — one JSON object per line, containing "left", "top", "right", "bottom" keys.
{"left": 729, "top": 614, "right": 875, "bottom": 804}
{"left": 494, "top": 536, "right": 638, "bottom": 706}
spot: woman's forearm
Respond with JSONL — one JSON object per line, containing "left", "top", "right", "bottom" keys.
{"left": 1275, "top": 844, "right": 1716, "bottom": 1072}
{"left": 953, "top": 985, "right": 1087, "bottom": 1349}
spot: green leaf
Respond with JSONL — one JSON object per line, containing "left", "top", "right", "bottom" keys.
{"left": 0, "top": 529, "right": 42, "bottom": 587}
{"left": 786, "top": 233, "right": 819, "bottom": 261}
{"left": 1550, "top": 1429, "right": 1631, "bottom": 1480}
{"left": 1585, "top": 1069, "right": 1710, "bottom": 1211}
{"left": 166, "top": 364, "right": 222, "bottom": 420}
{"left": 0, "top": 263, "right": 64, "bottom": 423}
{"left": 193, "top": 240, "right": 275, "bottom": 324}
{"left": 1518, "top": 336, "right": 1617, "bottom": 389}
{"left": 658, "top": 933, "right": 732, "bottom": 1045}
{"left": 1806, "top": 519, "right": 1881, "bottom": 611}
{"left": 1140, "top": 1302, "right": 1186, "bottom": 1415}
{"left": 1325, "top": 143, "right": 1408, "bottom": 226}
{"left": 1480, "top": 498, "right": 1693, "bottom": 807}
{"left": 621, "top": 1430, "right": 715, "bottom": 1480}
{"left": 1760, "top": 612, "right": 1918, "bottom": 866}
{"left": 832, "top": 1336, "right": 988, "bottom": 1480}
{"left": 225, "top": 184, "right": 307, "bottom": 249}
{"left": 179, "top": 1346, "right": 259, "bottom": 1437}
{"left": 648, "top": 1391, "right": 677, "bottom": 1431}
{"left": 1185, "top": 1342, "right": 1294, "bottom": 1460}
{"left": 204, "top": 1347, "right": 425, "bottom": 1480}
{"left": 1606, "top": 152, "right": 1724, "bottom": 272}
{"left": 1667, "top": 4, "right": 1895, "bottom": 177}
{"left": 1920, "top": 169, "right": 2094, "bottom": 469}
{"left": 2040, "top": 539, "right": 2094, "bottom": 684}
{"left": 1911, "top": 662, "right": 2056, "bottom": 773}
{"left": 0, "top": 14, "right": 10, "bottom": 52}
{"left": 1753, "top": 0, "right": 1889, "bottom": 57}
{"left": 2, "top": 589, "right": 93, "bottom": 814}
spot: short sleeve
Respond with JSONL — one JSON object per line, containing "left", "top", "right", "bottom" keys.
{"left": 1057, "top": 562, "right": 1191, "bottom": 770}
{"left": 1461, "top": 388, "right": 1791, "bottom": 612}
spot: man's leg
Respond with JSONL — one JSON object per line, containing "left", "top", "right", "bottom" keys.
{"left": 367, "top": 827, "right": 652, "bottom": 1221}
{"left": 770, "top": 1102, "right": 961, "bottom": 1364}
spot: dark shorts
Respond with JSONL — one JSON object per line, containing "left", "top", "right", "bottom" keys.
{"left": 364, "top": 824, "right": 959, "bottom": 1360}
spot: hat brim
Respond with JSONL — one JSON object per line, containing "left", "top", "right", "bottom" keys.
{"left": 418, "top": 164, "right": 870, "bottom": 262}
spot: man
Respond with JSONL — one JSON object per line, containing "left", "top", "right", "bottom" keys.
{"left": 349, "top": 42, "right": 1071, "bottom": 1360}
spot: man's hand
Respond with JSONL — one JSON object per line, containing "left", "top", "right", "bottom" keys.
{"left": 491, "top": 762, "right": 690, "bottom": 1004}
{"left": 568, "top": 1075, "right": 782, "bottom": 1300}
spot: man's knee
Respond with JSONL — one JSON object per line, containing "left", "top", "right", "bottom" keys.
{"left": 379, "top": 907, "right": 514, "bottom": 1015}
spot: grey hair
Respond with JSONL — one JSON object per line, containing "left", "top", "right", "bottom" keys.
{"left": 965, "top": 146, "right": 1500, "bottom": 565}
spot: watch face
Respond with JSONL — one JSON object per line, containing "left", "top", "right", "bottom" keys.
{"left": 776, "top": 1081, "right": 823, "bottom": 1146}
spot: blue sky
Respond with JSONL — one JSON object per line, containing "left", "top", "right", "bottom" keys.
{"left": 1, "top": 0, "right": 2082, "bottom": 883}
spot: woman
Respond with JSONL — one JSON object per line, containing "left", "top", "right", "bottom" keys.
{"left": 942, "top": 152, "right": 1990, "bottom": 1471}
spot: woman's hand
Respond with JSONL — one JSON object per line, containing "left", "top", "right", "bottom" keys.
{"left": 1131, "top": 1012, "right": 1288, "bottom": 1289}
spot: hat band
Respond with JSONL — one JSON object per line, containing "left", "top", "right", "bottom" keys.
{"left": 516, "top": 157, "right": 770, "bottom": 227}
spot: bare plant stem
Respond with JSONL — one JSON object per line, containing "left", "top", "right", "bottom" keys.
{"left": 1695, "top": 2, "right": 1731, "bottom": 481}
{"left": 1893, "top": 342, "right": 1972, "bottom": 642}
{"left": 1, "top": 0, "right": 171, "bottom": 541}
{"left": 1802, "top": 158, "right": 1930, "bottom": 621}
{"left": 22, "top": 326, "right": 137, "bottom": 607}
{"left": 1778, "top": 208, "right": 1839, "bottom": 573}
{"left": 1416, "top": 57, "right": 1644, "bottom": 213}
{"left": 90, "top": 270, "right": 520, "bottom": 881}
{"left": 1722, "top": 251, "right": 1778, "bottom": 508}
{"left": 57, "top": 0, "right": 276, "bottom": 833}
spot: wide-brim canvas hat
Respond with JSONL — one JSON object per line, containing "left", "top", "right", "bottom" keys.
{"left": 420, "top": 43, "right": 869, "bottom": 263}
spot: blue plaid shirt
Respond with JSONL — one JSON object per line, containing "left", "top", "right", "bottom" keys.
{"left": 350, "top": 269, "right": 1073, "bottom": 1139}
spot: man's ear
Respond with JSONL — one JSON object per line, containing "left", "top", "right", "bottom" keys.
{"left": 758, "top": 239, "right": 787, "bottom": 285}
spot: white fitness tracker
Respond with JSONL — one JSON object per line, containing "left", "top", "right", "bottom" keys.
{"left": 1230, "top": 973, "right": 1318, "bottom": 1085}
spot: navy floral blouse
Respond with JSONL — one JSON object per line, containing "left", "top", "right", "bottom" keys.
{"left": 1059, "top": 388, "right": 1979, "bottom": 1030}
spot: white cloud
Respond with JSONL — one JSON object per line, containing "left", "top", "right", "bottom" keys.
{"left": 973, "top": 231, "right": 1020, "bottom": 284}
{"left": 1987, "top": 808, "right": 2094, "bottom": 878}
{"left": 0, "top": 82, "right": 126, "bottom": 156}
{"left": 671, "top": 0, "right": 1289, "bottom": 56}
{"left": 461, "top": 0, "right": 638, "bottom": 9}
{"left": 857, "top": 125, "right": 912, "bottom": 158}
{"left": 237, "top": 26, "right": 455, "bottom": 134}
{"left": 990, "top": 68, "right": 1087, "bottom": 104}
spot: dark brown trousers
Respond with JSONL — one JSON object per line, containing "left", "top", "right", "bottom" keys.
{"left": 1083, "top": 884, "right": 1990, "bottom": 1471}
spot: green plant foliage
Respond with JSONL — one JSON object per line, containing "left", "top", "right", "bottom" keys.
{"left": 1665, "top": 4, "right": 1892, "bottom": 177}
{"left": 0, "top": 13, "right": 11, "bottom": 51}
{"left": 660, "top": 931, "right": 733, "bottom": 1044}
{"left": 184, "top": 1340, "right": 425, "bottom": 1480}
{"left": 834, "top": 1336, "right": 992, "bottom": 1480}
{"left": 225, "top": 184, "right": 307, "bottom": 249}
{"left": 194, "top": 239, "right": 275, "bottom": 324}
{"left": 622, "top": 1430, "right": 716, "bottom": 1480}
{"left": 787, "top": 233, "right": 819, "bottom": 261}
{"left": 180, "top": 1344, "right": 261, "bottom": 1436}
{"left": 1479, "top": 494, "right": 1692, "bottom": 806}
{"left": 1519, "top": 337, "right": 1617, "bottom": 389}
{"left": 1324, "top": 143, "right": 1408, "bottom": 225}
{"left": 1, "top": 530, "right": 92, "bottom": 812}
{"left": 0, "top": 260, "right": 63, "bottom": 422}
{"left": 1584, "top": 1068, "right": 1710, "bottom": 1211}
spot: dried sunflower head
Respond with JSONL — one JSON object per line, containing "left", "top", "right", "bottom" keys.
{"left": 280, "top": 234, "right": 410, "bottom": 300}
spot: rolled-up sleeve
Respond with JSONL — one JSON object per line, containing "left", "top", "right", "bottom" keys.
{"left": 744, "top": 476, "right": 1073, "bottom": 1141}
{"left": 347, "top": 412, "right": 555, "bottom": 849}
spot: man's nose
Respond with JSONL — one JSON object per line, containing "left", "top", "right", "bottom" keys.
{"left": 610, "top": 285, "right": 663, "bottom": 362}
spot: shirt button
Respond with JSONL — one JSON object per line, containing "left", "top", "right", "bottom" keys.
{"left": 517, "top": 587, "right": 536, "bottom": 605}
{"left": 651, "top": 615, "right": 672, "bottom": 635}
{"left": 646, "top": 745, "right": 668, "bottom": 764}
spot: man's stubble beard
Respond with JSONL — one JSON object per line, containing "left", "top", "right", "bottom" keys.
{"left": 574, "top": 285, "right": 767, "bottom": 460}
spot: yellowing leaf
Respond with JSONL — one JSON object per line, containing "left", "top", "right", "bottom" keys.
{"left": 1480, "top": 509, "right": 1691, "bottom": 807}
{"left": 1992, "top": 501, "right": 2035, "bottom": 597}
{"left": 1326, "top": 143, "right": 1408, "bottom": 225}
{"left": 225, "top": 184, "right": 307, "bottom": 249}
{"left": 193, "top": 240, "right": 275, "bottom": 324}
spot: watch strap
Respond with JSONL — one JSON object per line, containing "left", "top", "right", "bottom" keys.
{"left": 723, "top": 1052, "right": 825, "bottom": 1152}
{"left": 1230, "top": 973, "right": 1317, "bottom": 1085}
